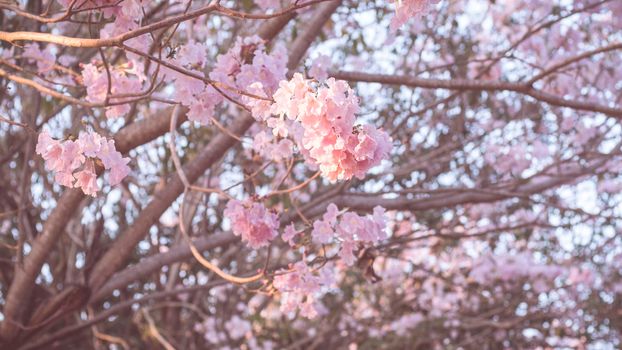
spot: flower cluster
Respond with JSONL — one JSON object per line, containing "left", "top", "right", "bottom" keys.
{"left": 273, "top": 261, "right": 335, "bottom": 319}
{"left": 169, "top": 35, "right": 288, "bottom": 125}
{"left": 268, "top": 74, "right": 392, "bottom": 181}
{"left": 214, "top": 36, "right": 288, "bottom": 98}
{"left": 73, "top": 0, "right": 149, "bottom": 119}
{"left": 309, "top": 204, "right": 388, "bottom": 265}
{"left": 162, "top": 40, "right": 210, "bottom": 122}
{"left": 36, "top": 131, "right": 131, "bottom": 196}
{"left": 252, "top": 130, "right": 294, "bottom": 162}
{"left": 81, "top": 62, "right": 145, "bottom": 118}
{"left": 224, "top": 199, "right": 279, "bottom": 249}
{"left": 390, "top": 0, "right": 439, "bottom": 30}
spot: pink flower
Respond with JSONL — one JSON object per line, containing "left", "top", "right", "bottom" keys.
{"left": 339, "top": 240, "right": 357, "bottom": 266}
{"left": 35, "top": 131, "right": 130, "bottom": 195}
{"left": 354, "top": 131, "right": 378, "bottom": 160}
{"left": 171, "top": 73, "right": 206, "bottom": 106}
{"left": 339, "top": 212, "right": 364, "bottom": 234}
{"left": 390, "top": 0, "right": 440, "bottom": 31}
{"left": 36, "top": 131, "right": 61, "bottom": 161}
{"left": 209, "top": 35, "right": 287, "bottom": 121}
{"left": 253, "top": 131, "right": 272, "bottom": 150}
{"left": 59, "top": 140, "right": 85, "bottom": 172}
{"left": 323, "top": 203, "right": 339, "bottom": 226}
{"left": 247, "top": 83, "right": 273, "bottom": 121}
{"left": 163, "top": 35, "right": 286, "bottom": 126}
{"left": 98, "top": 140, "right": 124, "bottom": 168}
{"left": 251, "top": 131, "right": 294, "bottom": 163}
{"left": 273, "top": 261, "right": 334, "bottom": 319}
{"left": 108, "top": 157, "right": 130, "bottom": 186}
{"left": 307, "top": 205, "right": 389, "bottom": 266}
{"left": 300, "top": 299, "right": 320, "bottom": 319}
{"left": 80, "top": 62, "right": 144, "bottom": 119}
{"left": 371, "top": 206, "right": 388, "bottom": 240}
{"left": 312, "top": 220, "right": 333, "bottom": 244}
{"left": 271, "top": 73, "right": 308, "bottom": 119}
{"left": 81, "top": 63, "right": 108, "bottom": 103}
{"left": 224, "top": 199, "right": 279, "bottom": 249}
{"left": 74, "top": 160, "right": 99, "bottom": 196}
{"left": 78, "top": 132, "right": 104, "bottom": 157}
{"left": 272, "top": 139, "right": 294, "bottom": 161}
{"left": 55, "top": 171, "right": 75, "bottom": 187}
{"left": 268, "top": 74, "right": 392, "bottom": 181}
{"left": 282, "top": 224, "right": 299, "bottom": 246}
{"left": 186, "top": 86, "right": 222, "bottom": 125}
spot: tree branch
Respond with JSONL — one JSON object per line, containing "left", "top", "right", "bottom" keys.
{"left": 331, "top": 69, "right": 622, "bottom": 118}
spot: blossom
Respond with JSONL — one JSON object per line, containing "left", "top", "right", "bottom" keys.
{"left": 98, "top": 139, "right": 132, "bottom": 186}
{"left": 390, "top": 0, "right": 439, "bottom": 30}
{"left": 35, "top": 131, "right": 130, "bottom": 195}
{"left": 273, "top": 261, "right": 334, "bottom": 319}
{"left": 323, "top": 203, "right": 339, "bottom": 226}
{"left": 308, "top": 204, "right": 388, "bottom": 266}
{"left": 58, "top": 140, "right": 85, "bottom": 173}
{"left": 311, "top": 220, "right": 333, "bottom": 244}
{"left": 339, "top": 239, "right": 357, "bottom": 266}
{"left": 55, "top": 171, "right": 75, "bottom": 188}
{"left": 78, "top": 131, "right": 104, "bottom": 157}
{"left": 268, "top": 73, "right": 392, "bottom": 181}
{"left": 81, "top": 62, "right": 143, "bottom": 118}
{"left": 171, "top": 73, "right": 207, "bottom": 107}
{"left": 36, "top": 131, "right": 62, "bottom": 164}
{"left": 74, "top": 160, "right": 99, "bottom": 197}
{"left": 165, "top": 35, "right": 287, "bottom": 126}
{"left": 209, "top": 36, "right": 287, "bottom": 119}
{"left": 272, "top": 139, "right": 294, "bottom": 161}
{"left": 186, "top": 87, "right": 221, "bottom": 125}
{"left": 120, "top": 0, "right": 142, "bottom": 18}
{"left": 224, "top": 199, "right": 279, "bottom": 249}
{"left": 108, "top": 156, "right": 131, "bottom": 186}
{"left": 247, "top": 82, "right": 273, "bottom": 121}
{"left": 282, "top": 224, "right": 299, "bottom": 246}
{"left": 251, "top": 131, "right": 294, "bottom": 163}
